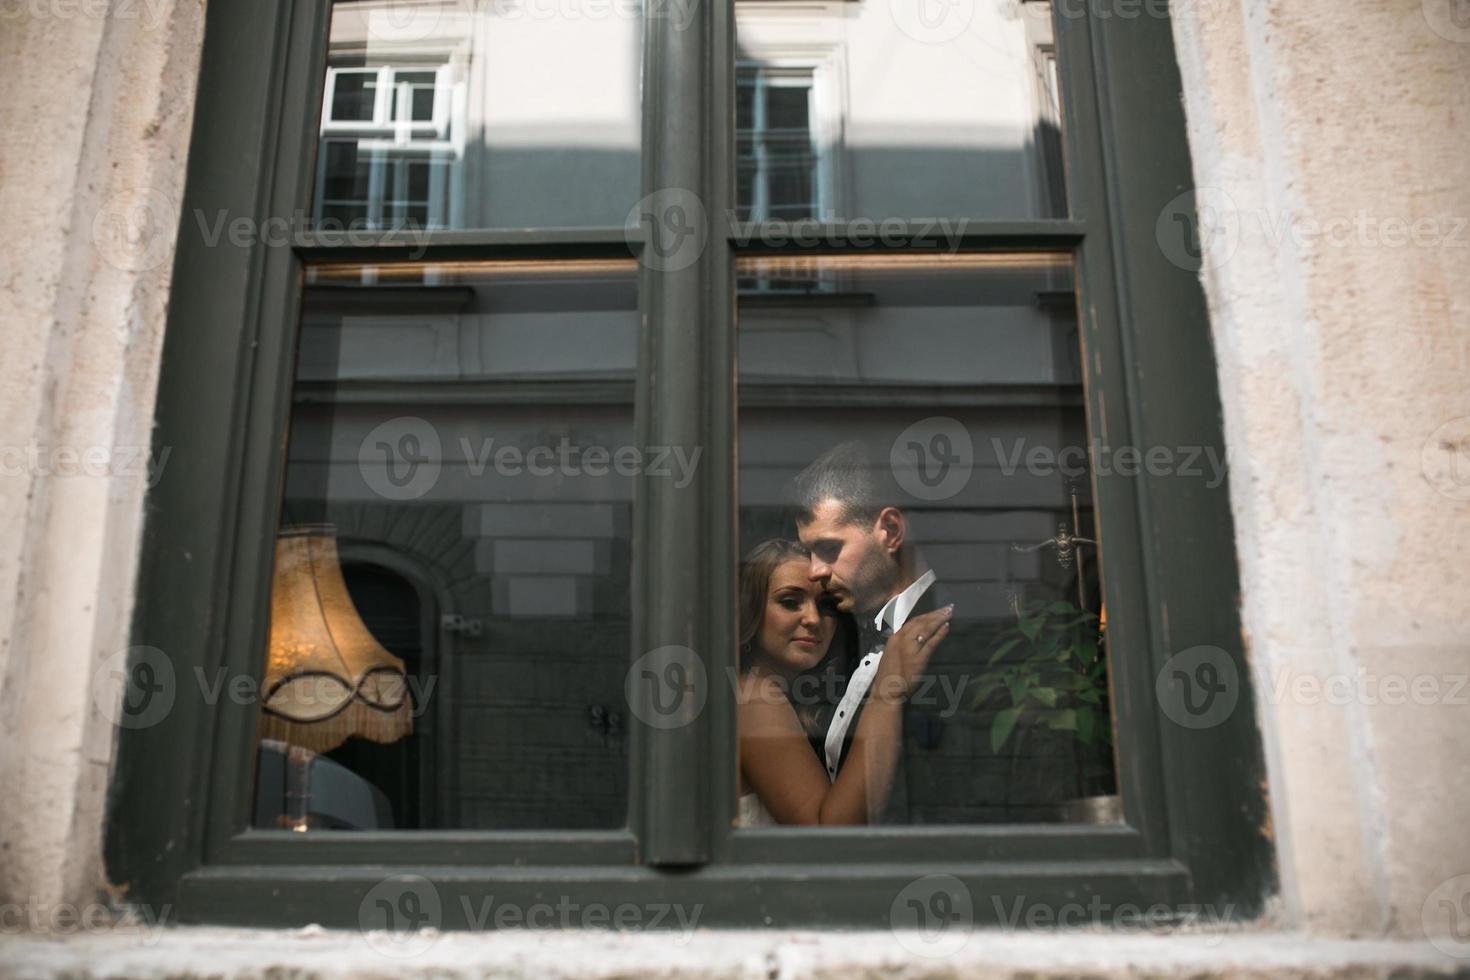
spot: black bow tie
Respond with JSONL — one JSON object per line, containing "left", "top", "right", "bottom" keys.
{"left": 858, "top": 620, "right": 891, "bottom": 654}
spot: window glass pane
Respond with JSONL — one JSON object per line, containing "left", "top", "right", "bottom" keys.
{"left": 322, "top": 141, "right": 371, "bottom": 203}
{"left": 735, "top": 0, "right": 1068, "bottom": 221}
{"left": 737, "top": 66, "right": 821, "bottom": 222}
{"left": 405, "top": 159, "right": 432, "bottom": 201}
{"left": 734, "top": 253, "right": 1117, "bottom": 828}
{"left": 736, "top": 68, "right": 756, "bottom": 130}
{"left": 765, "top": 85, "right": 809, "bottom": 132}
{"left": 321, "top": 202, "right": 370, "bottom": 228}
{"left": 312, "top": 0, "right": 643, "bottom": 231}
{"left": 330, "top": 69, "right": 378, "bottom": 122}
{"left": 250, "top": 259, "right": 638, "bottom": 831}
{"left": 390, "top": 70, "right": 440, "bottom": 123}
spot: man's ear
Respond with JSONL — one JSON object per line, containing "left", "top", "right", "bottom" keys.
{"left": 875, "top": 506, "right": 906, "bottom": 556}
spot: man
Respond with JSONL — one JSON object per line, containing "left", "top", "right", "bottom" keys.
{"left": 792, "top": 441, "right": 952, "bottom": 810}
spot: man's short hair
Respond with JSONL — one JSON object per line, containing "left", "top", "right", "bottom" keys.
{"left": 792, "top": 440, "right": 900, "bottom": 527}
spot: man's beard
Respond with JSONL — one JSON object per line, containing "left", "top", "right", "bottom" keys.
{"left": 847, "top": 548, "right": 900, "bottom": 616}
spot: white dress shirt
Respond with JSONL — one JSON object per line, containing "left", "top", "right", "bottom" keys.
{"left": 822, "top": 568, "right": 938, "bottom": 780}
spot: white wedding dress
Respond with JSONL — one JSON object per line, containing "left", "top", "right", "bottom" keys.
{"left": 736, "top": 792, "right": 777, "bottom": 828}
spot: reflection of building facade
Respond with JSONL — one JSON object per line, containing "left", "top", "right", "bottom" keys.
{"left": 315, "top": 0, "right": 1063, "bottom": 230}
{"left": 317, "top": 0, "right": 643, "bottom": 229}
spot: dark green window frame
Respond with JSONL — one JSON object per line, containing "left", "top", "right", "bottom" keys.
{"left": 105, "top": 0, "right": 1275, "bottom": 928}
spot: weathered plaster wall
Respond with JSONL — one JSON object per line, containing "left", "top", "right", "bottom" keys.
{"left": 1170, "top": 0, "right": 1470, "bottom": 936}
{"left": 0, "top": 0, "right": 205, "bottom": 911}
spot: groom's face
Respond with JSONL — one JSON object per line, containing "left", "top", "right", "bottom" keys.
{"left": 796, "top": 498, "right": 896, "bottom": 616}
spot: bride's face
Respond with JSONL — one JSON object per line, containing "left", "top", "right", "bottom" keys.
{"left": 756, "top": 559, "right": 837, "bottom": 675}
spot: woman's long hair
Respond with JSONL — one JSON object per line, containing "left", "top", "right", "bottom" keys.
{"left": 738, "top": 538, "right": 858, "bottom": 741}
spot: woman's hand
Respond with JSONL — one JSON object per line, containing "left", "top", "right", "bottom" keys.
{"left": 873, "top": 604, "right": 953, "bottom": 703}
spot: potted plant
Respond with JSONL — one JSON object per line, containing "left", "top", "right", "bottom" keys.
{"left": 964, "top": 598, "right": 1118, "bottom": 820}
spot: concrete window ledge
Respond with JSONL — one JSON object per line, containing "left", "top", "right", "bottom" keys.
{"left": 2, "top": 928, "right": 1465, "bottom": 980}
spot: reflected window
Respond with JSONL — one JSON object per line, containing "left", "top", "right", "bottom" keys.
{"left": 317, "top": 61, "right": 463, "bottom": 231}
{"left": 736, "top": 64, "right": 821, "bottom": 222}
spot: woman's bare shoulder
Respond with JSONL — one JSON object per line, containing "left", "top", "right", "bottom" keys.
{"left": 735, "top": 669, "right": 786, "bottom": 704}
{"left": 735, "top": 672, "right": 801, "bottom": 737}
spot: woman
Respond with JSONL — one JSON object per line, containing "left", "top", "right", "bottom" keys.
{"left": 735, "top": 538, "right": 953, "bottom": 826}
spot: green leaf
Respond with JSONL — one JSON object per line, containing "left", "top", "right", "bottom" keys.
{"left": 1005, "top": 675, "right": 1031, "bottom": 705}
{"left": 1046, "top": 708, "right": 1078, "bottom": 731}
{"left": 1030, "top": 686, "right": 1058, "bottom": 707}
{"left": 1017, "top": 616, "right": 1041, "bottom": 641}
{"left": 1077, "top": 706, "right": 1096, "bottom": 744}
{"left": 964, "top": 677, "right": 1001, "bottom": 709}
{"left": 1075, "top": 635, "right": 1098, "bottom": 663}
{"left": 991, "top": 707, "right": 1022, "bottom": 753}
{"left": 986, "top": 635, "right": 1023, "bottom": 666}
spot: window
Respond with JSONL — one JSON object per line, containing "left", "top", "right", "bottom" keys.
{"left": 108, "top": 0, "right": 1273, "bottom": 931}
{"left": 733, "top": 61, "right": 837, "bottom": 297}
{"left": 736, "top": 64, "right": 821, "bottom": 223}
{"left": 316, "top": 63, "right": 463, "bottom": 230}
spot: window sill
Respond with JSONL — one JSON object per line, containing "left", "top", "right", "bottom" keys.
{"left": 5, "top": 926, "right": 1459, "bottom": 979}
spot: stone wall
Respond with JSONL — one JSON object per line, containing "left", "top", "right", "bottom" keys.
{"left": 1168, "top": 0, "right": 1470, "bottom": 935}
{"left": 0, "top": 0, "right": 205, "bottom": 914}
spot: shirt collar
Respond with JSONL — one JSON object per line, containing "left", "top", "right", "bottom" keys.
{"left": 874, "top": 568, "right": 937, "bottom": 635}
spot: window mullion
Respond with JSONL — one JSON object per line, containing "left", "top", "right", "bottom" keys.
{"left": 631, "top": 0, "right": 734, "bottom": 867}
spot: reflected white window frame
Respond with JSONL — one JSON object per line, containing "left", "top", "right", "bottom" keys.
{"left": 316, "top": 59, "right": 467, "bottom": 230}
{"left": 322, "top": 64, "right": 455, "bottom": 138}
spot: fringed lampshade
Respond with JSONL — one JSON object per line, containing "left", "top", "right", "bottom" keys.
{"left": 259, "top": 524, "right": 413, "bottom": 753}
